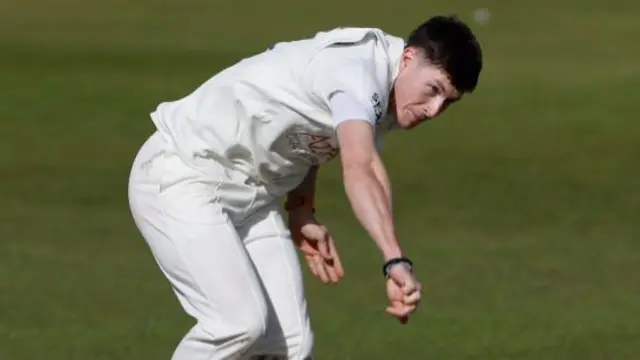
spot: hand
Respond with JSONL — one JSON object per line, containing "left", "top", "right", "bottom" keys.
{"left": 288, "top": 208, "right": 344, "bottom": 284}
{"left": 385, "top": 263, "right": 422, "bottom": 324}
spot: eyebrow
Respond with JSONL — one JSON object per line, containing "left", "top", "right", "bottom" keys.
{"left": 434, "top": 79, "right": 447, "bottom": 94}
{"left": 434, "top": 79, "right": 461, "bottom": 100}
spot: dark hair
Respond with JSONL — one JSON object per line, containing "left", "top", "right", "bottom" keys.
{"left": 406, "top": 15, "right": 483, "bottom": 93}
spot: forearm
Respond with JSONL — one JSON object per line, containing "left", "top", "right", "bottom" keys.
{"left": 371, "top": 153, "right": 393, "bottom": 211}
{"left": 286, "top": 166, "right": 319, "bottom": 211}
{"left": 343, "top": 162, "right": 401, "bottom": 261}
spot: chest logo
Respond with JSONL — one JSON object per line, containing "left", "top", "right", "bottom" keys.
{"left": 371, "top": 92, "right": 384, "bottom": 124}
{"left": 286, "top": 132, "right": 340, "bottom": 165}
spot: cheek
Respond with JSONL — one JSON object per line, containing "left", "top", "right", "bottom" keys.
{"left": 426, "top": 97, "right": 447, "bottom": 117}
{"left": 398, "top": 91, "right": 422, "bottom": 110}
{"left": 395, "top": 81, "right": 408, "bottom": 104}
{"left": 395, "top": 74, "right": 419, "bottom": 104}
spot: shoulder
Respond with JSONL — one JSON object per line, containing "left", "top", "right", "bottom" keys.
{"left": 311, "top": 26, "right": 398, "bottom": 43}
{"left": 314, "top": 27, "right": 402, "bottom": 70}
{"left": 310, "top": 30, "right": 399, "bottom": 89}
{"left": 306, "top": 27, "right": 399, "bottom": 78}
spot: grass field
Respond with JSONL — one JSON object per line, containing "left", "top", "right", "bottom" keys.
{"left": 1, "top": 0, "right": 639, "bottom": 359}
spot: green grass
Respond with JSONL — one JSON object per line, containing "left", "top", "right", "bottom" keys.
{"left": 1, "top": 0, "right": 639, "bottom": 359}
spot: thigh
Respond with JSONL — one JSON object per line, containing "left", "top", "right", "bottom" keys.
{"left": 238, "top": 205, "right": 314, "bottom": 358}
{"left": 128, "top": 134, "right": 268, "bottom": 337}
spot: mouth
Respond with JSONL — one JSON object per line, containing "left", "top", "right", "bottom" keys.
{"left": 406, "top": 108, "right": 420, "bottom": 121}
{"left": 411, "top": 109, "right": 431, "bottom": 123}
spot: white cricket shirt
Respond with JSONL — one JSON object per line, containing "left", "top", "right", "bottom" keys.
{"left": 150, "top": 27, "right": 405, "bottom": 196}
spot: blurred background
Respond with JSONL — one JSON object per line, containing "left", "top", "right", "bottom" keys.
{"left": 1, "top": 0, "right": 639, "bottom": 359}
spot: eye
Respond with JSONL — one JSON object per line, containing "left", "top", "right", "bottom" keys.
{"left": 426, "top": 84, "right": 439, "bottom": 95}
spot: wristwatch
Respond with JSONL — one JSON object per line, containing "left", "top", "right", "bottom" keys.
{"left": 382, "top": 257, "right": 413, "bottom": 278}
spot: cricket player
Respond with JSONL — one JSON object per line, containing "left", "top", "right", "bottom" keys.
{"left": 128, "top": 15, "right": 482, "bottom": 360}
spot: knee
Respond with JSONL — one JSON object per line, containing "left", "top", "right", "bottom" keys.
{"left": 229, "top": 299, "right": 269, "bottom": 345}
{"left": 290, "top": 321, "right": 314, "bottom": 359}
{"left": 199, "top": 298, "right": 269, "bottom": 349}
{"left": 242, "top": 312, "right": 269, "bottom": 345}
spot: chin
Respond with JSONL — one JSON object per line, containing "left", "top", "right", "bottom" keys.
{"left": 398, "top": 118, "right": 419, "bottom": 129}
{"left": 397, "top": 122, "right": 413, "bottom": 130}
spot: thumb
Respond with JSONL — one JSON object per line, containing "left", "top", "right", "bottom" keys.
{"left": 302, "top": 225, "right": 332, "bottom": 259}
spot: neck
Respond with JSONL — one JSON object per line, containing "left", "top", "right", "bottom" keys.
{"left": 387, "top": 87, "right": 396, "bottom": 116}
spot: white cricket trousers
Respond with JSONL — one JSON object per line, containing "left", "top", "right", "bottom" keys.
{"left": 128, "top": 131, "right": 314, "bottom": 360}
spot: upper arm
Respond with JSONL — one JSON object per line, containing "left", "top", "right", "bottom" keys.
{"left": 306, "top": 46, "right": 384, "bottom": 128}
{"left": 336, "top": 119, "right": 377, "bottom": 170}
{"left": 336, "top": 120, "right": 391, "bottom": 201}
{"left": 306, "top": 44, "right": 387, "bottom": 169}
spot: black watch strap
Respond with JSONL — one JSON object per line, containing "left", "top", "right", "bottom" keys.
{"left": 382, "top": 257, "right": 413, "bottom": 278}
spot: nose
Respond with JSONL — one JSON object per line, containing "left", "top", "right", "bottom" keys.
{"left": 425, "top": 98, "right": 446, "bottom": 118}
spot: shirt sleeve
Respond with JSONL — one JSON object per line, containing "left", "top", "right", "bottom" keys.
{"left": 327, "top": 91, "right": 373, "bottom": 127}
{"left": 305, "top": 44, "right": 384, "bottom": 128}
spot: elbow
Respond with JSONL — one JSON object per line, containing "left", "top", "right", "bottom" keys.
{"left": 342, "top": 161, "right": 374, "bottom": 189}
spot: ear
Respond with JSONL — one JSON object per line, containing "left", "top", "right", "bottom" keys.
{"left": 402, "top": 47, "right": 415, "bottom": 61}
{"left": 401, "top": 47, "right": 423, "bottom": 67}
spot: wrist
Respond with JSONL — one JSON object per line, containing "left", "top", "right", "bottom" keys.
{"left": 381, "top": 245, "right": 402, "bottom": 261}
{"left": 382, "top": 256, "right": 413, "bottom": 278}
{"left": 284, "top": 196, "right": 316, "bottom": 214}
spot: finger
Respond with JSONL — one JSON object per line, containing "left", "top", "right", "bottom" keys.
{"left": 387, "top": 299, "right": 416, "bottom": 312}
{"left": 328, "top": 238, "right": 345, "bottom": 277}
{"left": 404, "top": 291, "right": 421, "bottom": 305}
{"left": 402, "top": 278, "right": 418, "bottom": 295}
{"left": 320, "top": 243, "right": 339, "bottom": 282}
{"left": 386, "top": 306, "right": 404, "bottom": 317}
{"left": 403, "top": 282, "right": 420, "bottom": 295}
{"left": 310, "top": 260, "right": 330, "bottom": 284}
{"left": 325, "top": 265, "right": 339, "bottom": 283}
{"left": 305, "top": 256, "right": 320, "bottom": 278}
{"left": 318, "top": 232, "right": 332, "bottom": 260}
{"left": 314, "top": 257, "right": 331, "bottom": 283}
{"left": 386, "top": 304, "right": 416, "bottom": 318}
{"left": 298, "top": 241, "right": 316, "bottom": 255}
{"left": 386, "top": 305, "right": 414, "bottom": 320}
{"left": 386, "top": 281, "right": 405, "bottom": 302}
{"left": 324, "top": 262, "right": 341, "bottom": 283}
